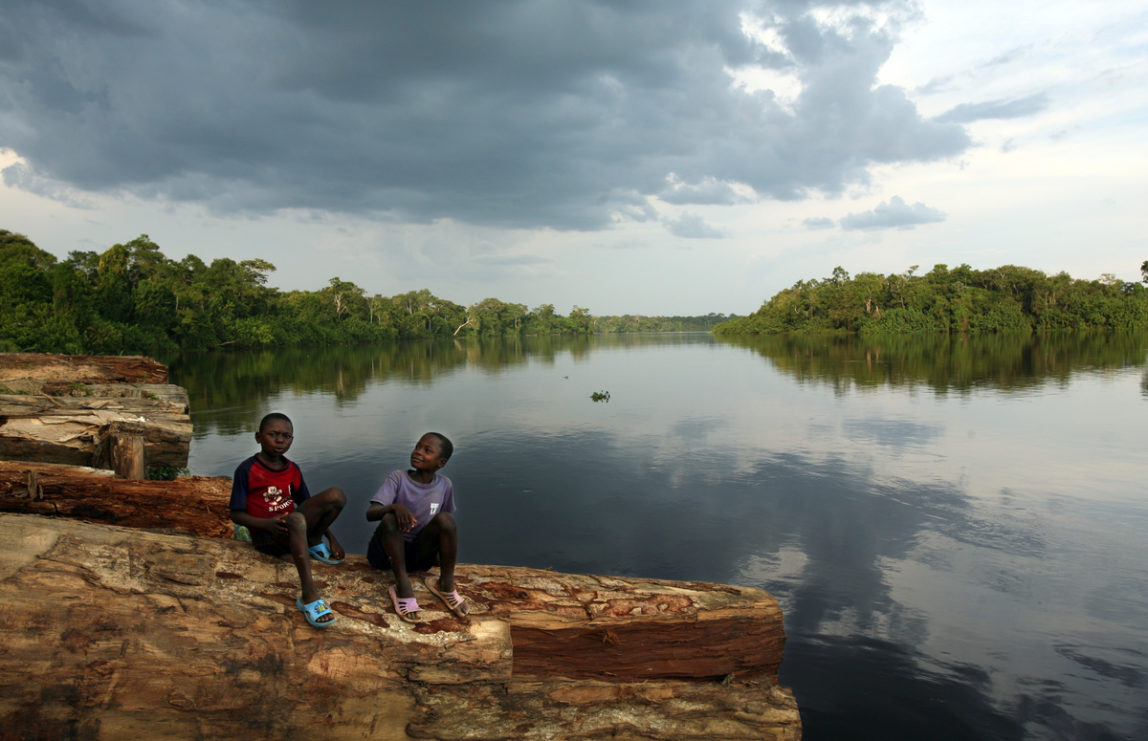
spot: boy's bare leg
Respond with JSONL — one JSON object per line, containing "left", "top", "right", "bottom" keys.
{"left": 300, "top": 487, "right": 346, "bottom": 556}
{"left": 418, "top": 513, "right": 466, "bottom": 616}
{"left": 378, "top": 512, "right": 416, "bottom": 599}
{"left": 432, "top": 512, "right": 459, "bottom": 592}
{"left": 284, "top": 512, "right": 323, "bottom": 609}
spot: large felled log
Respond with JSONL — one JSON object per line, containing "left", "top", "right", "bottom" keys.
{"left": 0, "top": 353, "right": 190, "bottom": 471}
{"left": 0, "top": 461, "right": 231, "bottom": 538}
{"left": 464, "top": 566, "right": 787, "bottom": 682}
{"left": 0, "top": 514, "right": 800, "bottom": 740}
{"left": 0, "top": 353, "right": 169, "bottom": 386}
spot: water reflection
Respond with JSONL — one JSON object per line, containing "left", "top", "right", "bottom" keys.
{"left": 168, "top": 332, "right": 1148, "bottom": 741}
{"left": 720, "top": 331, "right": 1148, "bottom": 394}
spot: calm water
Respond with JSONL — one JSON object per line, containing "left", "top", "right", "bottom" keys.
{"left": 169, "top": 332, "right": 1148, "bottom": 741}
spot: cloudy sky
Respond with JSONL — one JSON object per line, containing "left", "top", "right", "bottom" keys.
{"left": 2, "top": 1, "right": 1146, "bottom": 316}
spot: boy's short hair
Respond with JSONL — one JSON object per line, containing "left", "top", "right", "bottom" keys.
{"left": 259, "top": 412, "right": 292, "bottom": 431}
{"left": 427, "top": 432, "right": 453, "bottom": 462}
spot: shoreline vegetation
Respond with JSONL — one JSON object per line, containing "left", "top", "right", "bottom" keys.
{"left": 713, "top": 264, "right": 1148, "bottom": 336}
{"left": 5, "top": 230, "right": 1145, "bottom": 357}
{"left": 0, "top": 230, "right": 735, "bottom": 356}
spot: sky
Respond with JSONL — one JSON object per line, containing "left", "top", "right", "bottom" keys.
{"left": 1, "top": 1, "right": 1146, "bottom": 316}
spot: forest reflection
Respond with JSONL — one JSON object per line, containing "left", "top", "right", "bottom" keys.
{"left": 720, "top": 331, "right": 1148, "bottom": 394}
{"left": 170, "top": 331, "right": 1148, "bottom": 436}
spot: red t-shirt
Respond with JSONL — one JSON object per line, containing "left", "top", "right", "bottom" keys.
{"left": 229, "top": 455, "right": 311, "bottom": 519}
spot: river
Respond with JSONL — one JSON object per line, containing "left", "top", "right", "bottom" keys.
{"left": 168, "top": 331, "right": 1148, "bottom": 741}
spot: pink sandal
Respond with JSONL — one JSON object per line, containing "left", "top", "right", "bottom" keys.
{"left": 388, "top": 585, "right": 421, "bottom": 623}
{"left": 425, "top": 576, "right": 468, "bottom": 618}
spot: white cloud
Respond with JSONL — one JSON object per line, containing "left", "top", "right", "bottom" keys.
{"left": 664, "top": 212, "right": 724, "bottom": 239}
{"left": 839, "top": 196, "right": 945, "bottom": 231}
{"left": 803, "top": 216, "right": 836, "bottom": 230}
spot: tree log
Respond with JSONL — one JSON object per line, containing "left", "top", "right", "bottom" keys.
{"left": 0, "top": 460, "right": 116, "bottom": 478}
{"left": 0, "top": 463, "right": 231, "bottom": 538}
{"left": 0, "top": 353, "right": 169, "bottom": 386}
{"left": 0, "top": 514, "right": 800, "bottom": 740}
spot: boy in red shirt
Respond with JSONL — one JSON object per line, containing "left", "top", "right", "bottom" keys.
{"left": 230, "top": 412, "right": 346, "bottom": 628}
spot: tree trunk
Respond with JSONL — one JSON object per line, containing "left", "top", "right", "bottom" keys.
{"left": 0, "top": 461, "right": 231, "bottom": 538}
{"left": 0, "top": 513, "right": 800, "bottom": 740}
{"left": 0, "top": 353, "right": 169, "bottom": 386}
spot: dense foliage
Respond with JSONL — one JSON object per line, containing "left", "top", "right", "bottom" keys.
{"left": 0, "top": 230, "right": 723, "bottom": 355}
{"left": 594, "top": 313, "right": 735, "bottom": 333}
{"left": 714, "top": 264, "right": 1148, "bottom": 336}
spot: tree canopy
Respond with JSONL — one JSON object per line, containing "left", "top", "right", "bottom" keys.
{"left": 0, "top": 230, "right": 725, "bottom": 355}
{"left": 714, "top": 264, "right": 1148, "bottom": 336}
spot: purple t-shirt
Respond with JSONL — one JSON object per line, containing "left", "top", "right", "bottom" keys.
{"left": 370, "top": 469, "right": 455, "bottom": 542}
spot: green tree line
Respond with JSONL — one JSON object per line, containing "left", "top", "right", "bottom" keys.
{"left": 593, "top": 313, "right": 737, "bottom": 333}
{"left": 714, "top": 263, "right": 1148, "bottom": 336}
{"left": 0, "top": 230, "right": 724, "bottom": 355}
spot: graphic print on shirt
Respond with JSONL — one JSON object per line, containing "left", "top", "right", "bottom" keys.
{"left": 263, "top": 485, "right": 293, "bottom": 514}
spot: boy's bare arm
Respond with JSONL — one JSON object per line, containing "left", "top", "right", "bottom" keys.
{"left": 230, "top": 509, "right": 285, "bottom": 532}
{"left": 366, "top": 502, "right": 417, "bottom": 531}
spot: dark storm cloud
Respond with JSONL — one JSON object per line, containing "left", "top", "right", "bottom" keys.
{"left": 0, "top": 0, "right": 969, "bottom": 232}
{"left": 936, "top": 93, "right": 1050, "bottom": 123}
{"left": 839, "top": 195, "right": 945, "bottom": 230}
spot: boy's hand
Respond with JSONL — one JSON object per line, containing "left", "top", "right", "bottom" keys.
{"left": 393, "top": 504, "right": 417, "bottom": 532}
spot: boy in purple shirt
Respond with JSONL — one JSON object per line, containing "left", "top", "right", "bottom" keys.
{"left": 366, "top": 432, "right": 467, "bottom": 622}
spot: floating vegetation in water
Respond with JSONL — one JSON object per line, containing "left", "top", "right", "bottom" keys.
{"left": 590, "top": 390, "right": 611, "bottom": 402}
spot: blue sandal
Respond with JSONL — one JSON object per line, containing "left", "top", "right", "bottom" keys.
{"left": 296, "top": 596, "right": 336, "bottom": 628}
{"left": 308, "top": 542, "right": 343, "bottom": 565}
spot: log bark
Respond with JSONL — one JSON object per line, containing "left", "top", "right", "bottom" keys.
{"left": 0, "top": 462, "right": 231, "bottom": 538}
{"left": 0, "top": 514, "right": 800, "bottom": 740}
{"left": 0, "top": 353, "right": 169, "bottom": 386}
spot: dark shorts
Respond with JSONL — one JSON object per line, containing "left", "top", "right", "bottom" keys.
{"left": 367, "top": 523, "right": 439, "bottom": 573}
{"left": 251, "top": 528, "right": 290, "bottom": 557}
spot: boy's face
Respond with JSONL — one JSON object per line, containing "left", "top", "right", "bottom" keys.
{"left": 256, "top": 418, "right": 294, "bottom": 457}
{"left": 410, "top": 434, "right": 446, "bottom": 473}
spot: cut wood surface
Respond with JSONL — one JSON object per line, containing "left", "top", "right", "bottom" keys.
{"left": 0, "top": 514, "right": 800, "bottom": 740}
{"left": 0, "top": 353, "right": 190, "bottom": 471}
{"left": 0, "top": 462, "right": 231, "bottom": 537}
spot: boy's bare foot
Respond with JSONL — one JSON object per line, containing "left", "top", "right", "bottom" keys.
{"left": 425, "top": 576, "right": 468, "bottom": 618}
{"left": 389, "top": 585, "right": 421, "bottom": 623}
{"left": 297, "top": 596, "right": 336, "bottom": 628}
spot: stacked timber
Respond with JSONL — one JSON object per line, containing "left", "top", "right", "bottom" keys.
{"left": 0, "top": 353, "right": 191, "bottom": 476}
